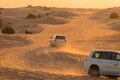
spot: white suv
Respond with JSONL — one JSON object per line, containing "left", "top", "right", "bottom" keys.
{"left": 84, "top": 50, "right": 120, "bottom": 79}
{"left": 49, "top": 34, "right": 66, "bottom": 47}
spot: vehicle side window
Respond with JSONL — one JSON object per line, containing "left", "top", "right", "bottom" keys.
{"left": 112, "top": 53, "right": 120, "bottom": 61}
{"left": 56, "top": 36, "right": 65, "bottom": 39}
{"left": 116, "top": 54, "right": 120, "bottom": 61}
{"left": 99, "top": 52, "right": 112, "bottom": 60}
{"left": 92, "top": 52, "right": 100, "bottom": 59}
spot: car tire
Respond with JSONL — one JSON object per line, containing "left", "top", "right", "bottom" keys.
{"left": 50, "top": 44, "right": 55, "bottom": 47}
{"left": 50, "top": 44, "right": 53, "bottom": 47}
{"left": 88, "top": 66, "right": 100, "bottom": 77}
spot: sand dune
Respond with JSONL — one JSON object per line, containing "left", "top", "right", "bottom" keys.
{"left": 0, "top": 35, "right": 30, "bottom": 48}
{"left": 0, "top": 7, "right": 120, "bottom": 80}
{"left": 91, "top": 7, "right": 120, "bottom": 31}
{"left": 22, "top": 47, "right": 86, "bottom": 75}
{"left": 0, "top": 6, "right": 77, "bottom": 33}
{"left": 0, "top": 67, "right": 110, "bottom": 80}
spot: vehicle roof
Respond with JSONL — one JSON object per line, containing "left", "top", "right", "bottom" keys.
{"left": 54, "top": 34, "right": 65, "bottom": 36}
{"left": 91, "top": 50, "right": 120, "bottom": 53}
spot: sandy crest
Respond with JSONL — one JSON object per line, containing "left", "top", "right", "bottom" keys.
{"left": 91, "top": 7, "right": 120, "bottom": 31}
{"left": 0, "top": 9, "right": 119, "bottom": 80}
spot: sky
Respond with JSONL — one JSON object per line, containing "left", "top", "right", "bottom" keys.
{"left": 0, "top": 0, "right": 120, "bottom": 8}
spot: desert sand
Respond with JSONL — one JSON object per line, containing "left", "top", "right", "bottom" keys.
{"left": 0, "top": 6, "right": 120, "bottom": 80}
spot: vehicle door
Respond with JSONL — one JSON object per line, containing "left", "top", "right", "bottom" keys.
{"left": 111, "top": 52, "right": 120, "bottom": 76}
{"left": 100, "top": 52, "right": 119, "bottom": 75}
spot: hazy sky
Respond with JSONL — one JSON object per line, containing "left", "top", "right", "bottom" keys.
{"left": 0, "top": 0, "right": 120, "bottom": 8}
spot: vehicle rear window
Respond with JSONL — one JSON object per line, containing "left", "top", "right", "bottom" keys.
{"left": 56, "top": 36, "right": 65, "bottom": 39}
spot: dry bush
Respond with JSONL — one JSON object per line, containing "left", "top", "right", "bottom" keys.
{"left": 37, "top": 14, "right": 43, "bottom": 18}
{"left": 1, "top": 26, "right": 15, "bottom": 34}
{"left": 26, "top": 13, "right": 50, "bottom": 19}
{"left": 25, "top": 30, "right": 32, "bottom": 34}
{"left": 0, "top": 11, "right": 2, "bottom": 15}
{"left": 26, "top": 13, "right": 37, "bottom": 19}
{"left": 110, "top": 12, "right": 119, "bottom": 19}
{"left": 45, "top": 13, "right": 50, "bottom": 16}
{"left": 0, "top": 7, "right": 4, "bottom": 10}
{"left": 27, "top": 5, "right": 32, "bottom": 8}
{"left": 0, "top": 19, "right": 3, "bottom": 28}
{"left": 44, "top": 7, "right": 50, "bottom": 11}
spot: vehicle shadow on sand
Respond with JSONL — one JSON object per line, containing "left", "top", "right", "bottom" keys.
{"left": 0, "top": 67, "right": 112, "bottom": 80}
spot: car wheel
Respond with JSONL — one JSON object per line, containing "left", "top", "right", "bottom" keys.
{"left": 50, "top": 44, "right": 55, "bottom": 47}
{"left": 50, "top": 44, "right": 53, "bottom": 47}
{"left": 50, "top": 44, "right": 52, "bottom": 46}
{"left": 50, "top": 43, "right": 54, "bottom": 47}
{"left": 88, "top": 66, "right": 100, "bottom": 77}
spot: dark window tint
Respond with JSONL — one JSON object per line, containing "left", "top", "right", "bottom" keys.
{"left": 99, "top": 52, "right": 112, "bottom": 60}
{"left": 56, "top": 36, "right": 65, "bottom": 39}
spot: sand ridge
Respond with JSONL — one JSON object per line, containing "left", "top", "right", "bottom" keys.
{"left": 0, "top": 7, "right": 120, "bottom": 80}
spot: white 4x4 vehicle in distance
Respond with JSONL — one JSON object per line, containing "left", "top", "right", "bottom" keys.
{"left": 84, "top": 50, "right": 120, "bottom": 79}
{"left": 49, "top": 34, "right": 66, "bottom": 47}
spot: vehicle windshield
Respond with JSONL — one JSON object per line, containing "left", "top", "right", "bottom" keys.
{"left": 56, "top": 36, "right": 65, "bottom": 39}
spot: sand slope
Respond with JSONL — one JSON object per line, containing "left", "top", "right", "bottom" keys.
{"left": 0, "top": 6, "right": 76, "bottom": 33}
{"left": 91, "top": 7, "right": 120, "bottom": 31}
{"left": 0, "top": 7, "right": 120, "bottom": 80}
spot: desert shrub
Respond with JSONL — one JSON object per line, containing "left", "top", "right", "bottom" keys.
{"left": 37, "top": 14, "right": 43, "bottom": 18}
{"left": 25, "top": 30, "right": 32, "bottom": 34}
{"left": 110, "top": 12, "right": 119, "bottom": 19}
{"left": 0, "top": 8, "right": 4, "bottom": 10}
{"left": 1, "top": 26, "right": 15, "bottom": 34}
{"left": 27, "top": 5, "right": 32, "bottom": 8}
{"left": 26, "top": 13, "right": 37, "bottom": 19}
{"left": 0, "top": 19, "right": 3, "bottom": 28}
{"left": 44, "top": 7, "right": 50, "bottom": 11}
{"left": 0, "top": 11, "right": 2, "bottom": 15}
{"left": 45, "top": 13, "right": 50, "bottom": 16}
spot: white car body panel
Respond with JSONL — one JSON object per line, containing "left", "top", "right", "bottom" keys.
{"left": 49, "top": 34, "right": 66, "bottom": 46}
{"left": 84, "top": 50, "right": 120, "bottom": 76}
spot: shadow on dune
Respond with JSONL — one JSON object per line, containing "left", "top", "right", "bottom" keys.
{"left": 90, "top": 7, "right": 120, "bottom": 32}
{"left": 33, "top": 16, "right": 70, "bottom": 25}
{"left": 92, "top": 33, "right": 120, "bottom": 50}
{"left": 0, "top": 35, "right": 31, "bottom": 48}
{"left": 20, "top": 46, "right": 87, "bottom": 75}
{"left": 0, "top": 67, "right": 42, "bottom": 80}
{"left": 0, "top": 7, "right": 78, "bottom": 34}
{"left": 72, "top": 33, "right": 120, "bottom": 51}
{"left": 0, "top": 67, "right": 109, "bottom": 80}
